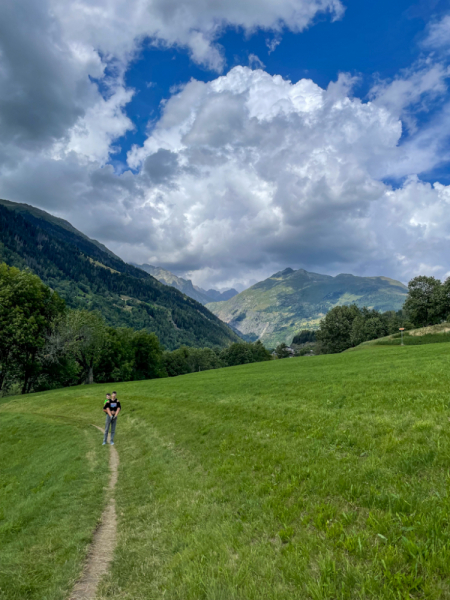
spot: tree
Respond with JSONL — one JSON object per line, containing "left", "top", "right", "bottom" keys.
{"left": 48, "top": 310, "right": 106, "bottom": 384}
{"left": 133, "top": 330, "right": 166, "bottom": 379}
{"left": 220, "top": 341, "right": 271, "bottom": 366}
{"left": 404, "top": 276, "right": 444, "bottom": 326}
{"left": 440, "top": 277, "right": 450, "bottom": 322}
{"left": 164, "top": 346, "right": 191, "bottom": 377}
{"left": 95, "top": 327, "right": 136, "bottom": 383}
{"left": 275, "top": 343, "right": 291, "bottom": 359}
{"left": 0, "top": 264, "right": 65, "bottom": 394}
{"left": 316, "top": 304, "right": 361, "bottom": 354}
{"left": 350, "top": 308, "right": 388, "bottom": 347}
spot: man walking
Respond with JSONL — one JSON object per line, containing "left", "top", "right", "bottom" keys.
{"left": 103, "top": 391, "right": 121, "bottom": 445}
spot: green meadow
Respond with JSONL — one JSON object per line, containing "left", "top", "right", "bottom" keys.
{"left": 2, "top": 343, "right": 450, "bottom": 599}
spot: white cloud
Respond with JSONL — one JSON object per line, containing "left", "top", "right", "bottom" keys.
{"left": 423, "top": 14, "right": 450, "bottom": 51}
{"left": 371, "top": 60, "right": 450, "bottom": 128}
{"left": 62, "top": 85, "right": 135, "bottom": 163}
{"left": 52, "top": 0, "right": 344, "bottom": 72}
{"left": 2, "top": 1, "right": 450, "bottom": 289}
{"left": 248, "top": 54, "right": 266, "bottom": 69}
{"left": 266, "top": 36, "right": 281, "bottom": 54}
{"left": 0, "top": 0, "right": 346, "bottom": 168}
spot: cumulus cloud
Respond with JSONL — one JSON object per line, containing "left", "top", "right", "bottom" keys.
{"left": 53, "top": 0, "right": 345, "bottom": 72}
{"left": 0, "top": 0, "right": 344, "bottom": 162}
{"left": 118, "top": 66, "right": 450, "bottom": 287}
{"left": 2, "top": 0, "right": 450, "bottom": 290}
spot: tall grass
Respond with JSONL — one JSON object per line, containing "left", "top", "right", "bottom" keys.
{"left": 0, "top": 408, "right": 108, "bottom": 600}
{"left": 3, "top": 343, "right": 450, "bottom": 598}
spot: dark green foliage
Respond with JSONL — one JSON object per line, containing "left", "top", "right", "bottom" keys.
{"left": 0, "top": 263, "right": 271, "bottom": 392}
{"left": 0, "top": 264, "right": 167, "bottom": 392}
{"left": 220, "top": 340, "right": 272, "bottom": 367}
{"left": 292, "top": 329, "right": 316, "bottom": 344}
{"left": 0, "top": 264, "right": 65, "bottom": 394}
{"left": 275, "top": 342, "right": 291, "bottom": 359}
{"left": 317, "top": 305, "right": 413, "bottom": 354}
{"left": 316, "top": 305, "right": 362, "bottom": 354}
{"left": 164, "top": 340, "right": 271, "bottom": 377}
{"left": 164, "top": 346, "right": 223, "bottom": 377}
{"left": 39, "top": 323, "right": 167, "bottom": 390}
{"left": 94, "top": 327, "right": 166, "bottom": 383}
{"left": 51, "top": 310, "right": 107, "bottom": 385}
{"left": 0, "top": 202, "right": 239, "bottom": 350}
{"left": 133, "top": 330, "right": 167, "bottom": 380}
{"left": 404, "top": 276, "right": 450, "bottom": 327}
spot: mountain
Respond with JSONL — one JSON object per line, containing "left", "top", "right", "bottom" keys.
{"left": 203, "top": 288, "right": 238, "bottom": 302}
{"left": 132, "top": 263, "right": 238, "bottom": 305}
{"left": 206, "top": 267, "right": 408, "bottom": 347}
{"left": 0, "top": 199, "right": 240, "bottom": 350}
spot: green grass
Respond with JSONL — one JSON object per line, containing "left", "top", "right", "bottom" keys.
{"left": 3, "top": 344, "right": 450, "bottom": 598}
{"left": 0, "top": 404, "right": 109, "bottom": 600}
{"left": 376, "top": 332, "right": 450, "bottom": 346}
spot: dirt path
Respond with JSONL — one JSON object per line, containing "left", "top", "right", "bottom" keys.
{"left": 69, "top": 425, "right": 119, "bottom": 600}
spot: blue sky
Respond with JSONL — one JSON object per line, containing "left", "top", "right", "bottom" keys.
{"left": 2, "top": 0, "right": 450, "bottom": 288}
{"left": 116, "top": 0, "right": 450, "bottom": 180}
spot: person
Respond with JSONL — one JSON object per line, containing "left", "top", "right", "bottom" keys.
{"left": 103, "top": 393, "right": 111, "bottom": 411}
{"left": 103, "top": 391, "right": 121, "bottom": 445}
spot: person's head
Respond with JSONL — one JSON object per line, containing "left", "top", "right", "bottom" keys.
{"left": 112, "top": 391, "right": 117, "bottom": 400}
{"left": 106, "top": 393, "right": 111, "bottom": 400}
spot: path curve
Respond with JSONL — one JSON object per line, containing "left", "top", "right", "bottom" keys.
{"left": 69, "top": 425, "right": 119, "bottom": 600}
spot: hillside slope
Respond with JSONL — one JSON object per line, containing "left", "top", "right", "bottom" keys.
{"left": 350, "top": 322, "right": 450, "bottom": 349}
{"left": 133, "top": 263, "right": 238, "bottom": 305}
{"left": 207, "top": 267, "right": 408, "bottom": 346}
{"left": 0, "top": 199, "right": 239, "bottom": 349}
{"left": 4, "top": 343, "right": 450, "bottom": 599}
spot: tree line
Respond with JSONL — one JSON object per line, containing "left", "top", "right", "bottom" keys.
{"left": 0, "top": 264, "right": 271, "bottom": 395}
{"left": 301, "top": 275, "right": 450, "bottom": 355}
{"left": 3, "top": 263, "right": 448, "bottom": 394}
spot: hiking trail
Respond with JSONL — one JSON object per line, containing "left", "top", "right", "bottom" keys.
{"left": 69, "top": 425, "right": 119, "bottom": 600}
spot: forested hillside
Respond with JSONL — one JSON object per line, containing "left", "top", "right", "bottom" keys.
{"left": 0, "top": 200, "right": 239, "bottom": 350}
{"left": 207, "top": 267, "right": 408, "bottom": 346}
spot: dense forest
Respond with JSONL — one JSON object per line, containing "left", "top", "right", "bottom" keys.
{"left": 0, "top": 201, "right": 239, "bottom": 350}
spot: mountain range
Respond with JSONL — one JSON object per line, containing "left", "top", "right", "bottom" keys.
{"left": 0, "top": 198, "right": 239, "bottom": 350}
{"left": 132, "top": 263, "right": 238, "bottom": 305}
{"left": 205, "top": 267, "right": 408, "bottom": 347}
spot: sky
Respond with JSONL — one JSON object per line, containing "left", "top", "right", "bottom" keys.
{"left": 2, "top": 0, "right": 450, "bottom": 290}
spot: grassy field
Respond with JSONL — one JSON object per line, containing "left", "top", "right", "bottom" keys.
{"left": 0, "top": 405, "right": 109, "bottom": 600}
{"left": 2, "top": 343, "right": 450, "bottom": 599}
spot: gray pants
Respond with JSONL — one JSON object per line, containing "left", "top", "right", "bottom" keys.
{"left": 103, "top": 414, "right": 117, "bottom": 443}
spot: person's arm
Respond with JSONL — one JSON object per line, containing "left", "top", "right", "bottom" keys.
{"left": 105, "top": 403, "right": 112, "bottom": 418}
{"left": 114, "top": 407, "right": 121, "bottom": 418}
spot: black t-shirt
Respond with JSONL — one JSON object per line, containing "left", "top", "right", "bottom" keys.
{"left": 104, "top": 399, "right": 121, "bottom": 415}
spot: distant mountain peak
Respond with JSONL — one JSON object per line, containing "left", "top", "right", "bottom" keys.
{"left": 206, "top": 267, "right": 408, "bottom": 347}
{"left": 131, "top": 263, "right": 238, "bottom": 305}
{"left": 271, "top": 267, "right": 295, "bottom": 278}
